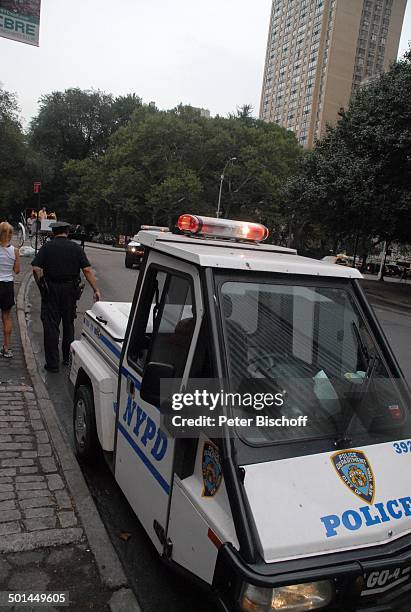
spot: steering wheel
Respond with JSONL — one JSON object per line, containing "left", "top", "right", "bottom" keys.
{"left": 248, "top": 351, "right": 283, "bottom": 370}
{"left": 248, "top": 352, "right": 312, "bottom": 381}
{"left": 248, "top": 353, "right": 340, "bottom": 430}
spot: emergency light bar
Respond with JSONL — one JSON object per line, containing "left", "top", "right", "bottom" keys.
{"left": 140, "top": 225, "right": 169, "bottom": 232}
{"left": 177, "top": 214, "right": 269, "bottom": 243}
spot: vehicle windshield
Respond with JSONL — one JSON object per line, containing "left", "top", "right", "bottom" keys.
{"left": 219, "top": 279, "right": 410, "bottom": 446}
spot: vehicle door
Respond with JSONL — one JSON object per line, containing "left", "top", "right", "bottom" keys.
{"left": 114, "top": 252, "right": 203, "bottom": 552}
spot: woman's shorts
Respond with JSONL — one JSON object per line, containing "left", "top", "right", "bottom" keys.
{"left": 0, "top": 281, "right": 15, "bottom": 310}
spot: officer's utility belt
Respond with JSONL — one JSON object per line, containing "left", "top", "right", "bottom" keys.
{"left": 46, "top": 277, "right": 77, "bottom": 284}
{"left": 45, "top": 277, "right": 84, "bottom": 300}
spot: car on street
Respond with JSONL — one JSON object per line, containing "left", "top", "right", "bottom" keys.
{"left": 90, "top": 232, "right": 116, "bottom": 246}
{"left": 366, "top": 263, "right": 403, "bottom": 277}
{"left": 385, "top": 264, "right": 401, "bottom": 277}
{"left": 125, "top": 236, "right": 145, "bottom": 268}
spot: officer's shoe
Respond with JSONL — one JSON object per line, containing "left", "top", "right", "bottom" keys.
{"left": 44, "top": 364, "right": 59, "bottom": 373}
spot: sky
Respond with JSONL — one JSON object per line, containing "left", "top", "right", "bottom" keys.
{"left": 1, "top": 0, "right": 410, "bottom": 126}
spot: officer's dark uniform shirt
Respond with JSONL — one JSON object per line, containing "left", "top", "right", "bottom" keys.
{"left": 32, "top": 237, "right": 90, "bottom": 280}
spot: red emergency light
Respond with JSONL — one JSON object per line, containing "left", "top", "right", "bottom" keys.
{"left": 177, "top": 214, "right": 269, "bottom": 243}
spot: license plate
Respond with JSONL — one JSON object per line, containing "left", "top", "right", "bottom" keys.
{"left": 362, "top": 566, "right": 411, "bottom": 596}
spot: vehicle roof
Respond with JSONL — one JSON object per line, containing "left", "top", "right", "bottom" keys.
{"left": 136, "top": 230, "right": 363, "bottom": 279}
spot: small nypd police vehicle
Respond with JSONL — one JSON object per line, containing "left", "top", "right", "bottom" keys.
{"left": 69, "top": 215, "right": 411, "bottom": 611}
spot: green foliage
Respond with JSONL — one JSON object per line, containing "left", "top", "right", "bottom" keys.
{"left": 29, "top": 89, "right": 143, "bottom": 219}
{"left": 3, "top": 85, "right": 301, "bottom": 232}
{"left": 64, "top": 104, "right": 301, "bottom": 232}
{"left": 0, "top": 86, "right": 43, "bottom": 220}
{"left": 283, "top": 48, "right": 411, "bottom": 254}
{"left": 30, "top": 88, "right": 142, "bottom": 162}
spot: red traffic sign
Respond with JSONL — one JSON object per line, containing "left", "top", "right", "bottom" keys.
{"left": 33, "top": 181, "right": 41, "bottom": 193}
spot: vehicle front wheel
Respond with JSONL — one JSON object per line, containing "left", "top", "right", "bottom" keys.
{"left": 73, "top": 385, "right": 99, "bottom": 461}
{"left": 125, "top": 256, "right": 133, "bottom": 269}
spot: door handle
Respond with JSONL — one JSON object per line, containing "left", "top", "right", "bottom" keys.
{"left": 96, "top": 315, "right": 108, "bottom": 325}
{"left": 127, "top": 378, "right": 135, "bottom": 397}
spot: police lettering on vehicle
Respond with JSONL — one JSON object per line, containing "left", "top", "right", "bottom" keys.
{"left": 122, "top": 394, "right": 167, "bottom": 461}
{"left": 321, "top": 448, "right": 411, "bottom": 537}
{"left": 320, "top": 496, "right": 411, "bottom": 537}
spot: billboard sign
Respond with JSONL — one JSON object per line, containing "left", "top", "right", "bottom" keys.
{"left": 0, "top": 0, "right": 41, "bottom": 46}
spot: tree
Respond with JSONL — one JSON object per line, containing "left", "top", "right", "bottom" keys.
{"left": 282, "top": 47, "right": 411, "bottom": 258}
{"left": 29, "top": 88, "right": 143, "bottom": 218}
{"left": 0, "top": 87, "right": 20, "bottom": 122}
{"left": 146, "top": 169, "right": 202, "bottom": 226}
{"left": 0, "top": 86, "right": 40, "bottom": 220}
{"left": 30, "top": 88, "right": 142, "bottom": 162}
{"left": 64, "top": 104, "right": 301, "bottom": 232}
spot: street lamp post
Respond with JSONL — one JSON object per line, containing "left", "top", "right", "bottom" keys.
{"left": 216, "top": 157, "right": 237, "bottom": 218}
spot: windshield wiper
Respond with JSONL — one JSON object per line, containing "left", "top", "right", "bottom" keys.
{"left": 351, "top": 321, "right": 370, "bottom": 371}
{"left": 335, "top": 325, "right": 380, "bottom": 449}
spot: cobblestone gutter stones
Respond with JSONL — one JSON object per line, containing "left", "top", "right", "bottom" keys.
{"left": 0, "top": 543, "right": 113, "bottom": 611}
{"left": 0, "top": 385, "right": 83, "bottom": 553}
{"left": 0, "top": 256, "right": 140, "bottom": 611}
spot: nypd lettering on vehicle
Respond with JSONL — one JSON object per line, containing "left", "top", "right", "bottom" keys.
{"left": 122, "top": 394, "right": 167, "bottom": 462}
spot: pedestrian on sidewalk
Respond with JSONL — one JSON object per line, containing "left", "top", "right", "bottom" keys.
{"left": 32, "top": 221, "right": 101, "bottom": 373}
{"left": 0, "top": 221, "right": 20, "bottom": 358}
{"left": 27, "top": 215, "right": 34, "bottom": 237}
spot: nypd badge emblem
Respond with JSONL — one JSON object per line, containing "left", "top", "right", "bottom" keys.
{"left": 202, "top": 441, "right": 222, "bottom": 498}
{"left": 331, "top": 449, "right": 375, "bottom": 504}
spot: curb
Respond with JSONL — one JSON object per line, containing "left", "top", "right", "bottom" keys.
{"left": 17, "top": 269, "right": 140, "bottom": 608}
{"left": 72, "top": 241, "right": 126, "bottom": 253}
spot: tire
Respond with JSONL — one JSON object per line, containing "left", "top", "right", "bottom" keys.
{"left": 125, "top": 256, "right": 133, "bottom": 269}
{"left": 73, "top": 385, "right": 99, "bottom": 461}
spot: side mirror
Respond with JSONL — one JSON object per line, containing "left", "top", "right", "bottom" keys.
{"left": 140, "top": 361, "right": 175, "bottom": 407}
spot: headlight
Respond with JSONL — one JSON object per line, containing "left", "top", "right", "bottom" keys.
{"left": 130, "top": 247, "right": 136, "bottom": 253}
{"left": 240, "top": 580, "right": 334, "bottom": 611}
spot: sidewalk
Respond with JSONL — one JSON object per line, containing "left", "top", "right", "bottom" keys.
{"left": 0, "top": 255, "right": 139, "bottom": 611}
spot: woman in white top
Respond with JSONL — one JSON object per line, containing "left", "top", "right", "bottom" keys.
{"left": 0, "top": 222, "right": 20, "bottom": 358}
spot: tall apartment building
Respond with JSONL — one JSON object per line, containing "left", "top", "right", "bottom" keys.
{"left": 260, "top": 0, "right": 407, "bottom": 147}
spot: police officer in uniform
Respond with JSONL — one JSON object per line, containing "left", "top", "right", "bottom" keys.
{"left": 32, "top": 222, "right": 101, "bottom": 373}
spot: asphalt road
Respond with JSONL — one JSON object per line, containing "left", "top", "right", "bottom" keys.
{"left": 372, "top": 305, "right": 411, "bottom": 382}
{"left": 25, "top": 245, "right": 411, "bottom": 611}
